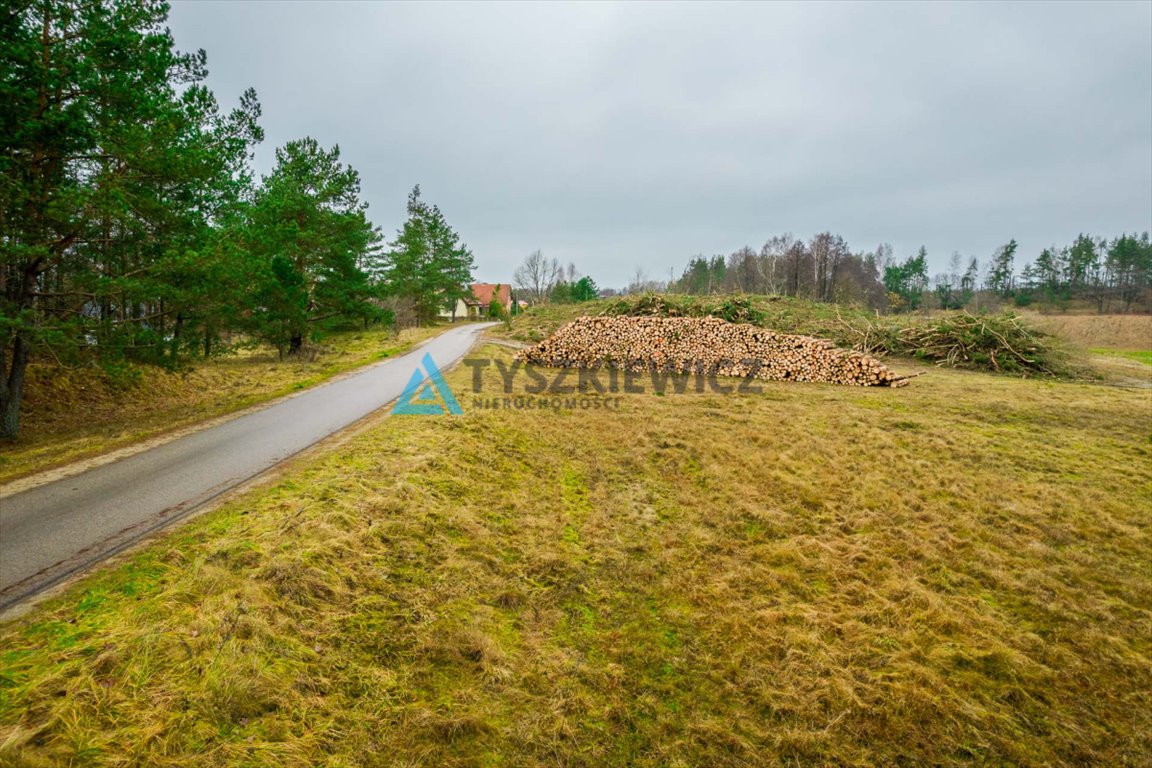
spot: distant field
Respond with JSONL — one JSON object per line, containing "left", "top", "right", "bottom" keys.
{"left": 0, "top": 326, "right": 444, "bottom": 484}
{"left": 1, "top": 342, "right": 1148, "bottom": 766}
{"left": 1025, "top": 312, "right": 1152, "bottom": 351}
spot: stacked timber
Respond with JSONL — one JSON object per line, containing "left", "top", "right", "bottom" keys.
{"left": 517, "top": 316, "right": 909, "bottom": 387}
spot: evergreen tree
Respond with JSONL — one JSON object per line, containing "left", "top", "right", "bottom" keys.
{"left": 0, "top": 0, "right": 261, "bottom": 437}
{"left": 961, "top": 256, "right": 980, "bottom": 293}
{"left": 985, "top": 239, "right": 1017, "bottom": 296}
{"left": 380, "top": 186, "right": 474, "bottom": 325}
{"left": 883, "top": 247, "right": 929, "bottom": 311}
{"left": 571, "top": 276, "right": 599, "bottom": 302}
{"left": 424, "top": 203, "right": 476, "bottom": 318}
{"left": 1065, "top": 234, "right": 1098, "bottom": 293}
{"left": 1106, "top": 233, "right": 1152, "bottom": 311}
{"left": 679, "top": 257, "right": 711, "bottom": 294}
{"left": 243, "top": 138, "right": 383, "bottom": 356}
{"left": 1033, "top": 247, "right": 1064, "bottom": 307}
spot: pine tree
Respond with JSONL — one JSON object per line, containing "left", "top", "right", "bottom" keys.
{"left": 424, "top": 203, "right": 476, "bottom": 318}
{"left": 985, "top": 239, "right": 1017, "bottom": 296}
{"left": 243, "top": 138, "right": 383, "bottom": 355}
{"left": 1065, "top": 234, "right": 1098, "bottom": 294}
{"left": 1031, "top": 247, "right": 1063, "bottom": 307}
{"left": 0, "top": 0, "right": 261, "bottom": 437}
{"left": 883, "top": 247, "right": 929, "bottom": 311}
{"left": 380, "top": 186, "right": 475, "bottom": 325}
{"left": 571, "top": 276, "right": 599, "bottom": 302}
{"left": 1106, "top": 233, "right": 1152, "bottom": 311}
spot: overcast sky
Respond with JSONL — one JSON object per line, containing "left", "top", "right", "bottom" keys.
{"left": 168, "top": 1, "right": 1152, "bottom": 287}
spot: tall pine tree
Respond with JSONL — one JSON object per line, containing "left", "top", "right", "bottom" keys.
{"left": 243, "top": 138, "right": 384, "bottom": 356}
{"left": 0, "top": 0, "right": 261, "bottom": 437}
{"left": 380, "top": 186, "right": 474, "bottom": 326}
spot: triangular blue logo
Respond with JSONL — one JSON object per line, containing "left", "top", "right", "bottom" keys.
{"left": 392, "top": 353, "right": 463, "bottom": 415}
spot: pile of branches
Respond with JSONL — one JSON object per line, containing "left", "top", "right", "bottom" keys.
{"left": 836, "top": 310, "right": 1068, "bottom": 375}
{"left": 600, "top": 295, "right": 1065, "bottom": 376}
{"left": 518, "top": 316, "right": 915, "bottom": 387}
{"left": 602, "top": 294, "right": 767, "bottom": 325}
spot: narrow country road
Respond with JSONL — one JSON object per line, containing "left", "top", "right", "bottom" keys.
{"left": 0, "top": 323, "right": 495, "bottom": 612}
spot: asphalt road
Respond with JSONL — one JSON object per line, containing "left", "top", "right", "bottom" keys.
{"left": 0, "top": 322, "right": 494, "bottom": 611}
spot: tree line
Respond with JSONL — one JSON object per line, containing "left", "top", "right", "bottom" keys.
{"left": 513, "top": 228, "right": 1150, "bottom": 317}
{"left": 647, "top": 232, "right": 1151, "bottom": 314}
{"left": 1, "top": 0, "right": 473, "bottom": 438}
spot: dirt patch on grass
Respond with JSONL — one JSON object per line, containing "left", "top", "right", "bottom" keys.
{"left": 1088, "top": 353, "right": 1152, "bottom": 390}
{"left": 1, "top": 346, "right": 1149, "bottom": 766}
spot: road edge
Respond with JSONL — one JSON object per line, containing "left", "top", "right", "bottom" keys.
{"left": 0, "top": 325, "right": 461, "bottom": 499}
{"left": 0, "top": 326, "right": 496, "bottom": 621}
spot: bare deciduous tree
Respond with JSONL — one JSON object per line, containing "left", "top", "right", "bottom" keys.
{"left": 627, "top": 267, "right": 649, "bottom": 295}
{"left": 759, "top": 234, "right": 796, "bottom": 295}
{"left": 627, "top": 267, "right": 666, "bottom": 294}
{"left": 513, "top": 250, "right": 561, "bottom": 304}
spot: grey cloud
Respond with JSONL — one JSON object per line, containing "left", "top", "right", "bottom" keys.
{"left": 169, "top": 0, "right": 1152, "bottom": 286}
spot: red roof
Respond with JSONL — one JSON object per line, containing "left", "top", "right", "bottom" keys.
{"left": 471, "top": 283, "right": 511, "bottom": 307}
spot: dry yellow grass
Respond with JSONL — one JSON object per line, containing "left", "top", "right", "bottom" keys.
{"left": 1024, "top": 312, "right": 1152, "bottom": 351}
{"left": 1, "top": 345, "right": 1150, "bottom": 766}
{"left": 0, "top": 326, "right": 445, "bottom": 484}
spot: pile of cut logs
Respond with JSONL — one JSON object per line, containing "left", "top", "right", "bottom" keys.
{"left": 517, "top": 316, "right": 911, "bottom": 387}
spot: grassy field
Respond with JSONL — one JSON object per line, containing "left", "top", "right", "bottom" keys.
{"left": 1, "top": 340, "right": 1149, "bottom": 766}
{"left": 1025, "top": 312, "right": 1152, "bottom": 352}
{"left": 0, "top": 325, "right": 446, "bottom": 485}
{"left": 1020, "top": 313, "right": 1152, "bottom": 385}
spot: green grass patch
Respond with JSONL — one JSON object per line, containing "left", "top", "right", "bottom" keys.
{"left": 1091, "top": 348, "right": 1152, "bottom": 366}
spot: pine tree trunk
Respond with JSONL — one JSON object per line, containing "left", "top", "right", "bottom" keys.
{"left": 170, "top": 312, "right": 184, "bottom": 360}
{"left": 0, "top": 333, "right": 30, "bottom": 440}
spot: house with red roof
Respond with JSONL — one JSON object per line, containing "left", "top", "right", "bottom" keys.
{"left": 438, "top": 283, "right": 514, "bottom": 321}
{"left": 470, "top": 283, "right": 512, "bottom": 314}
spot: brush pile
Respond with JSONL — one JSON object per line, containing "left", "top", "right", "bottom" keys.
{"left": 603, "top": 294, "right": 767, "bottom": 325}
{"left": 600, "top": 294, "right": 1067, "bottom": 376}
{"left": 836, "top": 310, "right": 1068, "bottom": 375}
{"left": 518, "top": 316, "right": 912, "bottom": 387}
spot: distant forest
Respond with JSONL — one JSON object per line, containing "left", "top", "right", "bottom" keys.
{"left": 616, "top": 232, "right": 1152, "bottom": 314}
{"left": 518, "top": 232, "right": 1152, "bottom": 315}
